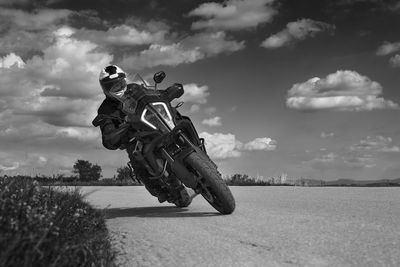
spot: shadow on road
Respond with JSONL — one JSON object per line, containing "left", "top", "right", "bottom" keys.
{"left": 104, "top": 206, "right": 220, "bottom": 219}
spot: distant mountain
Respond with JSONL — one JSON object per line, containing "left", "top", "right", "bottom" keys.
{"left": 294, "top": 177, "right": 400, "bottom": 186}
{"left": 326, "top": 177, "right": 400, "bottom": 186}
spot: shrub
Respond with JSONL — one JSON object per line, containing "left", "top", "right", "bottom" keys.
{"left": 0, "top": 177, "right": 116, "bottom": 267}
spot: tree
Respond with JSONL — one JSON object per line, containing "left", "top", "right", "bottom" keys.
{"left": 73, "top": 160, "right": 102, "bottom": 181}
{"left": 116, "top": 166, "right": 139, "bottom": 184}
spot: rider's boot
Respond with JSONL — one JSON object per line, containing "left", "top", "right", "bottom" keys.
{"left": 167, "top": 176, "right": 192, "bottom": 207}
{"left": 134, "top": 166, "right": 169, "bottom": 203}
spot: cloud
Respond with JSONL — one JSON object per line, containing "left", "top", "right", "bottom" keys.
{"left": 389, "top": 54, "right": 400, "bottom": 67}
{"left": 0, "top": 151, "right": 79, "bottom": 175}
{"left": 0, "top": 26, "right": 112, "bottom": 99}
{"left": 309, "top": 153, "right": 338, "bottom": 170}
{"left": 0, "top": 53, "right": 25, "bottom": 68}
{"left": 0, "top": 26, "right": 112, "bottom": 157}
{"left": 261, "top": 18, "right": 335, "bottom": 49}
{"left": 119, "top": 31, "right": 244, "bottom": 70}
{"left": 308, "top": 152, "right": 374, "bottom": 170}
{"left": 320, "top": 132, "right": 335, "bottom": 138}
{"left": 204, "top": 107, "right": 217, "bottom": 115}
{"left": 202, "top": 116, "right": 222, "bottom": 126}
{"left": 188, "top": 104, "right": 201, "bottom": 113}
{"left": 74, "top": 24, "right": 168, "bottom": 47}
{"left": 0, "top": 8, "right": 74, "bottom": 56}
{"left": 164, "top": 82, "right": 211, "bottom": 114}
{"left": 243, "top": 137, "right": 277, "bottom": 151}
{"left": 120, "top": 43, "right": 202, "bottom": 69}
{"left": 199, "top": 132, "right": 277, "bottom": 160}
{"left": 188, "top": 0, "right": 277, "bottom": 31}
{"left": 0, "top": 162, "right": 19, "bottom": 171}
{"left": 342, "top": 153, "right": 376, "bottom": 169}
{"left": 181, "top": 31, "right": 245, "bottom": 55}
{"left": 376, "top": 41, "right": 400, "bottom": 56}
{"left": 349, "top": 136, "right": 400, "bottom": 153}
{"left": 0, "top": 8, "right": 72, "bottom": 31}
{"left": 200, "top": 132, "right": 242, "bottom": 160}
{"left": 176, "top": 83, "right": 210, "bottom": 104}
{"left": 286, "top": 70, "right": 399, "bottom": 111}
{"left": 307, "top": 135, "right": 399, "bottom": 171}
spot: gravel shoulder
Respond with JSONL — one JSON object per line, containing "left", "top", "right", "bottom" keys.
{"left": 80, "top": 186, "right": 400, "bottom": 267}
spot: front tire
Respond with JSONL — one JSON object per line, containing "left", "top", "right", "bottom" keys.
{"left": 185, "top": 152, "right": 235, "bottom": 214}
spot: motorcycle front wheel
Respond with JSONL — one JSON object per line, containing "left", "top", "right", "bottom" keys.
{"left": 185, "top": 152, "right": 235, "bottom": 214}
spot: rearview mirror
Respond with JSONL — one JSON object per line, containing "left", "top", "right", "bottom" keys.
{"left": 153, "top": 71, "right": 166, "bottom": 84}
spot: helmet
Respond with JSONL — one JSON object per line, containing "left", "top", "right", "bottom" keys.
{"left": 99, "top": 65, "right": 127, "bottom": 101}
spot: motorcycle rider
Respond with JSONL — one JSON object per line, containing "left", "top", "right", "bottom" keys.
{"left": 93, "top": 64, "right": 187, "bottom": 204}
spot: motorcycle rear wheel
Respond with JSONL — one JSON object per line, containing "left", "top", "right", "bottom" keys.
{"left": 185, "top": 152, "right": 235, "bottom": 214}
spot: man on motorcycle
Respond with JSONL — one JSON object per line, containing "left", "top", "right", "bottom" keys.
{"left": 94, "top": 64, "right": 186, "bottom": 204}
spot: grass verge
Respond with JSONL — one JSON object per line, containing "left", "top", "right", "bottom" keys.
{"left": 0, "top": 177, "right": 117, "bottom": 267}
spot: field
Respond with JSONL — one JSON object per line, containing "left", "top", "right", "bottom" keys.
{"left": 81, "top": 186, "right": 400, "bottom": 267}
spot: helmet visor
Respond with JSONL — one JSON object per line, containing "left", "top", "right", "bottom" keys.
{"left": 109, "top": 78, "right": 127, "bottom": 99}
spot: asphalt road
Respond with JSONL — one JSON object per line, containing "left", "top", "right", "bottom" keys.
{"left": 80, "top": 186, "right": 400, "bottom": 267}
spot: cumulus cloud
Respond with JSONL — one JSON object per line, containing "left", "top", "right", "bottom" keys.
{"left": 119, "top": 31, "right": 244, "bottom": 70}
{"left": 200, "top": 132, "right": 277, "bottom": 160}
{"left": 120, "top": 43, "right": 202, "bottom": 69}
{"left": 0, "top": 26, "right": 112, "bottom": 99}
{"left": 286, "top": 70, "right": 399, "bottom": 111}
{"left": 243, "top": 137, "right": 277, "bottom": 151}
{"left": 261, "top": 18, "right": 335, "bottom": 49}
{"left": 349, "top": 136, "right": 400, "bottom": 153}
{"left": 0, "top": 53, "right": 25, "bottom": 68}
{"left": 188, "top": 0, "right": 277, "bottom": 31}
{"left": 376, "top": 41, "right": 400, "bottom": 56}
{"left": 176, "top": 83, "right": 210, "bottom": 104}
{"left": 0, "top": 8, "right": 74, "bottom": 55}
{"left": 74, "top": 24, "right": 168, "bottom": 47}
{"left": 389, "top": 54, "right": 400, "bottom": 67}
{"left": 0, "top": 26, "right": 112, "bottom": 159}
{"left": 202, "top": 116, "right": 222, "bottom": 126}
{"left": 200, "top": 132, "right": 242, "bottom": 160}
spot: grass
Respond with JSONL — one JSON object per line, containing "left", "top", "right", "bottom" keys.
{"left": 0, "top": 176, "right": 117, "bottom": 267}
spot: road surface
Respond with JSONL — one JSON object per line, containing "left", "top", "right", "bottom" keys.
{"left": 80, "top": 186, "right": 400, "bottom": 267}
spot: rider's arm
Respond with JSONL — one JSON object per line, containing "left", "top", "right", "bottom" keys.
{"left": 93, "top": 98, "right": 125, "bottom": 150}
{"left": 100, "top": 120, "right": 122, "bottom": 150}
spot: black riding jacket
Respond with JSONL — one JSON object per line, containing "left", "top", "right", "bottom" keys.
{"left": 93, "top": 82, "right": 184, "bottom": 150}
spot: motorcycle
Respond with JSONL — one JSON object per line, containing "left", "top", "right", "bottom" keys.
{"left": 93, "top": 71, "right": 235, "bottom": 214}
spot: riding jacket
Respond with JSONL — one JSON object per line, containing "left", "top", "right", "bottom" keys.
{"left": 93, "top": 83, "right": 184, "bottom": 150}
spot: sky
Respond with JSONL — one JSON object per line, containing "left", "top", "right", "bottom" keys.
{"left": 0, "top": 0, "right": 400, "bottom": 181}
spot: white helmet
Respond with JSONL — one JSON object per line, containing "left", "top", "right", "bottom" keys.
{"left": 99, "top": 65, "right": 127, "bottom": 100}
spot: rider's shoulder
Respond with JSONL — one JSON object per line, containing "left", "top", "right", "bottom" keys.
{"left": 98, "top": 97, "right": 120, "bottom": 115}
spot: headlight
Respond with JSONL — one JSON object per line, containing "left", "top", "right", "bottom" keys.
{"left": 141, "top": 102, "right": 175, "bottom": 130}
